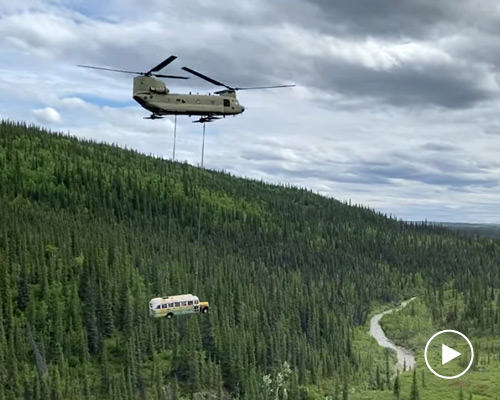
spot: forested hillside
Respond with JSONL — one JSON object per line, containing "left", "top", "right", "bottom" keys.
{"left": 0, "top": 120, "right": 498, "bottom": 400}
{"left": 438, "top": 222, "right": 500, "bottom": 239}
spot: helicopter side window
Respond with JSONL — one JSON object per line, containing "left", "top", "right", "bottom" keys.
{"left": 223, "top": 99, "right": 230, "bottom": 107}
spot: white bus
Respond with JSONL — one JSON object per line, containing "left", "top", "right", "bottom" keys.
{"left": 149, "top": 294, "right": 209, "bottom": 319}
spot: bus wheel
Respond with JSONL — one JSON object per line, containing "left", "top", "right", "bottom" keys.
{"left": 202, "top": 307, "right": 209, "bottom": 314}
{"left": 166, "top": 313, "right": 173, "bottom": 319}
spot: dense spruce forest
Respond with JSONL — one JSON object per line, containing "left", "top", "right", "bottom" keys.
{"left": 437, "top": 222, "right": 500, "bottom": 239}
{"left": 0, "top": 120, "right": 498, "bottom": 400}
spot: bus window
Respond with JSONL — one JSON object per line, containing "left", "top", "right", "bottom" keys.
{"left": 175, "top": 302, "right": 180, "bottom": 307}
{"left": 181, "top": 301, "right": 187, "bottom": 306}
{"left": 168, "top": 303, "right": 173, "bottom": 308}
{"left": 188, "top": 301, "right": 193, "bottom": 306}
{"left": 156, "top": 305, "right": 161, "bottom": 309}
{"left": 194, "top": 300, "right": 199, "bottom": 305}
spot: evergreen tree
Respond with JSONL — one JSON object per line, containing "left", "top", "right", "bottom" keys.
{"left": 334, "top": 380, "right": 340, "bottom": 400}
{"left": 393, "top": 371, "right": 400, "bottom": 400}
{"left": 385, "top": 349, "right": 391, "bottom": 390}
{"left": 342, "top": 380, "right": 349, "bottom": 400}
{"left": 410, "top": 370, "right": 419, "bottom": 400}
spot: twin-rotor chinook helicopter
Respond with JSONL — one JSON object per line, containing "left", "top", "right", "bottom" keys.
{"left": 78, "top": 55, "right": 295, "bottom": 123}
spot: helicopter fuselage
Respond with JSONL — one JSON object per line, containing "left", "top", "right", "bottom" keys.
{"left": 133, "top": 76, "right": 245, "bottom": 117}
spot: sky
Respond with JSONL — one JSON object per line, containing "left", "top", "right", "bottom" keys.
{"left": 0, "top": 0, "right": 499, "bottom": 223}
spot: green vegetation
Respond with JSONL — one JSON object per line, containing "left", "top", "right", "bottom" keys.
{"left": 0, "top": 120, "right": 499, "bottom": 399}
{"left": 355, "top": 292, "right": 500, "bottom": 400}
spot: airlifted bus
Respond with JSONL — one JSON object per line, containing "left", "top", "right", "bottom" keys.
{"left": 149, "top": 294, "right": 209, "bottom": 319}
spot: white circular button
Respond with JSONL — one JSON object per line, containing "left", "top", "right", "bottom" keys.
{"left": 424, "top": 329, "right": 474, "bottom": 379}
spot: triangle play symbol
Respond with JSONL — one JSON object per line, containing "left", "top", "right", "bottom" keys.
{"left": 442, "top": 344, "right": 461, "bottom": 365}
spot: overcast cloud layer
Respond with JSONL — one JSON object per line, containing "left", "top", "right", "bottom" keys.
{"left": 0, "top": 0, "right": 499, "bottom": 223}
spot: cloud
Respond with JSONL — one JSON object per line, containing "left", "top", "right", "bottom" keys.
{"left": 304, "top": 0, "right": 500, "bottom": 39}
{"left": 1, "top": 0, "right": 500, "bottom": 223}
{"left": 348, "top": 161, "right": 498, "bottom": 188}
{"left": 271, "top": 28, "right": 498, "bottom": 109}
{"left": 420, "top": 142, "right": 460, "bottom": 152}
{"left": 1, "top": 3, "right": 499, "bottom": 109}
{"left": 32, "top": 107, "right": 62, "bottom": 124}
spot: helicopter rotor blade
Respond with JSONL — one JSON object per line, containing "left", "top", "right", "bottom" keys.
{"left": 182, "top": 67, "right": 233, "bottom": 89}
{"left": 147, "top": 55, "right": 177, "bottom": 74}
{"left": 151, "top": 73, "right": 189, "bottom": 79}
{"left": 182, "top": 66, "right": 295, "bottom": 91}
{"left": 234, "top": 84, "right": 296, "bottom": 90}
{"left": 214, "top": 84, "right": 295, "bottom": 94}
{"left": 77, "top": 65, "right": 143, "bottom": 75}
{"left": 77, "top": 64, "right": 188, "bottom": 79}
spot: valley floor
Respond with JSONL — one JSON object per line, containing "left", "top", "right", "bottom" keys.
{"left": 351, "top": 294, "right": 500, "bottom": 400}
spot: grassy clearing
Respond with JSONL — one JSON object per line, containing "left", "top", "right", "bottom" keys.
{"left": 352, "top": 295, "right": 500, "bottom": 400}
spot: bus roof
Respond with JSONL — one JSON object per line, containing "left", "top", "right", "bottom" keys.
{"left": 150, "top": 294, "right": 198, "bottom": 302}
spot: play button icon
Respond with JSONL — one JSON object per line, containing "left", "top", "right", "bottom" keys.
{"left": 442, "top": 344, "right": 461, "bottom": 365}
{"left": 424, "top": 330, "right": 474, "bottom": 379}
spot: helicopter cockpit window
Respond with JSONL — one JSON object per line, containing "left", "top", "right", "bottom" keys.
{"left": 223, "top": 99, "right": 230, "bottom": 107}
{"left": 149, "top": 87, "right": 166, "bottom": 94}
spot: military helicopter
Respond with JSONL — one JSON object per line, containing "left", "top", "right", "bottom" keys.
{"left": 77, "top": 55, "right": 295, "bottom": 123}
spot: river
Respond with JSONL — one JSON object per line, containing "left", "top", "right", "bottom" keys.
{"left": 369, "top": 298, "right": 416, "bottom": 372}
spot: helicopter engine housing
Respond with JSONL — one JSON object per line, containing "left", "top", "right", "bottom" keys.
{"left": 133, "top": 76, "right": 170, "bottom": 97}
